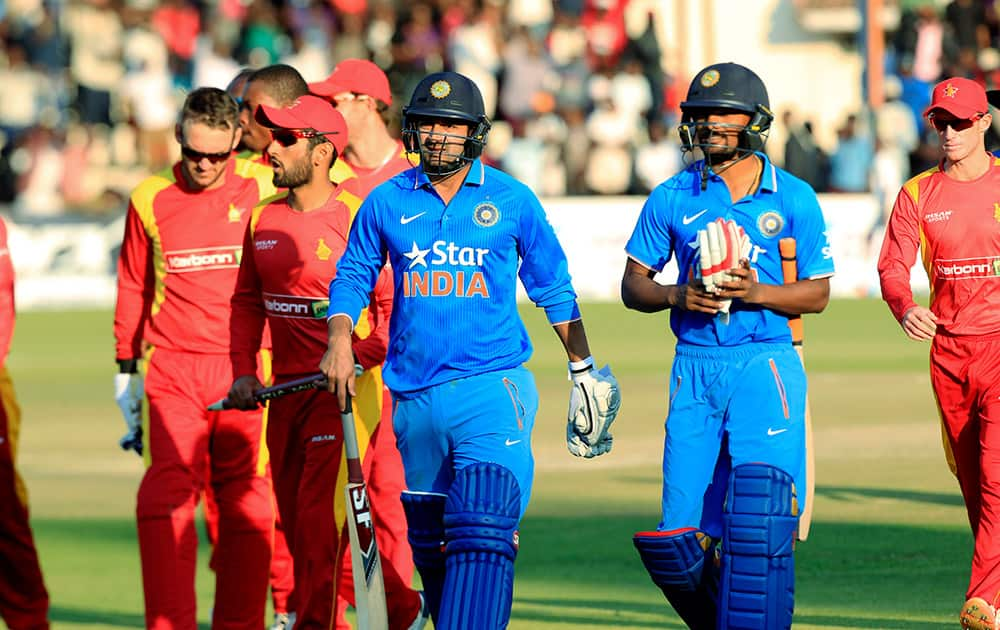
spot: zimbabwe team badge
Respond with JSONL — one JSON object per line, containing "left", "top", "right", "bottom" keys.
{"left": 315, "top": 238, "right": 332, "bottom": 261}
{"left": 473, "top": 202, "right": 500, "bottom": 227}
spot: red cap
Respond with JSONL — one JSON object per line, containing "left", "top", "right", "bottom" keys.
{"left": 255, "top": 95, "right": 348, "bottom": 154}
{"left": 923, "top": 77, "right": 989, "bottom": 119}
{"left": 309, "top": 59, "right": 392, "bottom": 106}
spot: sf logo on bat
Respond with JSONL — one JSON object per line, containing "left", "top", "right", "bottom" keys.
{"left": 349, "top": 485, "right": 380, "bottom": 583}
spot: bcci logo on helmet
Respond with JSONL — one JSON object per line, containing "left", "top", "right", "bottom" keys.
{"left": 700, "top": 69, "right": 720, "bottom": 87}
{"left": 430, "top": 80, "right": 451, "bottom": 99}
{"left": 473, "top": 202, "right": 500, "bottom": 228}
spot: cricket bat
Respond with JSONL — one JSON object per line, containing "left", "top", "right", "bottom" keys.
{"left": 341, "top": 394, "right": 389, "bottom": 630}
{"left": 206, "top": 373, "right": 328, "bottom": 410}
{"left": 779, "top": 237, "right": 815, "bottom": 542}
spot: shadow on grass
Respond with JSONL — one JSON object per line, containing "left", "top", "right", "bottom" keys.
{"left": 513, "top": 516, "right": 967, "bottom": 628}
{"left": 33, "top": 513, "right": 968, "bottom": 629}
{"left": 818, "top": 485, "right": 965, "bottom": 508}
{"left": 50, "top": 607, "right": 211, "bottom": 629}
{"left": 49, "top": 606, "right": 145, "bottom": 627}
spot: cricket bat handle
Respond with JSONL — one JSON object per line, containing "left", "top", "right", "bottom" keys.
{"left": 207, "top": 373, "right": 328, "bottom": 411}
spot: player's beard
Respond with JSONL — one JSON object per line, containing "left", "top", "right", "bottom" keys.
{"left": 421, "top": 145, "right": 464, "bottom": 176}
{"left": 273, "top": 158, "right": 312, "bottom": 188}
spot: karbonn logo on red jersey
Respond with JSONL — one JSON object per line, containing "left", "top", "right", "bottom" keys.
{"left": 401, "top": 240, "right": 491, "bottom": 298}
{"left": 935, "top": 256, "right": 1000, "bottom": 280}
{"left": 263, "top": 293, "right": 329, "bottom": 319}
{"left": 165, "top": 246, "right": 241, "bottom": 272}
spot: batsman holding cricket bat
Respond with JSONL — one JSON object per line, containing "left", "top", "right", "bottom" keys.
{"left": 621, "top": 62, "right": 834, "bottom": 630}
{"left": 226, "top": 93, "right": 427, "bottom": 630}
{"left": 321, "top": 71, "right": 621, "bottom": 630}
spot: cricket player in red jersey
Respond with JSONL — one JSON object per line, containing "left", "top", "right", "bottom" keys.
{"left": 227, "top": 95, "right": 428, "bottom": 630}
{"left": 311, "top": 58, "right": 416, "bottom": 599}
{"left": 877, "top": 77, "right": 1000, "bottom": 630}
{"left": 0, "top": 217, "right": 50, "bottom": 630}
{"left": 210, "top": 65, "right": 298, "bottom": 630}
{"left": 311, "top": 59, "right": 415, "bottom": 197}
{"left": 114, "top": 87, "right": 277, "bottom": 630}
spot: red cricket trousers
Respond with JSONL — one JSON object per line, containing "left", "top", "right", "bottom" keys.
{"left": 336, "top": 387, "right": 414, "bottom": 628}
{"left": 932, "top": 333, "right": 1000, "bottom": 602}
{"left": 267, "top": 373, "right": 420, "bottom": 630}
{"left": 0, "top": 367, "right": 49, "bottom": 630}
{"left": 138, "top": 350, "right": 273, "bottom": 630}
{"left": 203, "top": 463, "right": 295, "bottom": 615}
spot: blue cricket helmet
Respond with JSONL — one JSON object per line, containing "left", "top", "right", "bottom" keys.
{"left": 402, "top": 71, "right": 492, "bottom": 174}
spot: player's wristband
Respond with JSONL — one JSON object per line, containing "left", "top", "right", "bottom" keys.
{"left": 568, "top": 356, "right": 594, "bottom": 382}
{"left": 117, "top": 359, "right": 138, "bottom": 374}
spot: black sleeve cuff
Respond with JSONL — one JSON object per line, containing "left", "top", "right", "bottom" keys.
{"left": 117, "top": 359, "right": 138, "bottom": 374}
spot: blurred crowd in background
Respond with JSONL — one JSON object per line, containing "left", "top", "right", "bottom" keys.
{"left": 0, "top": 0, "right": 999, "bottom": 220}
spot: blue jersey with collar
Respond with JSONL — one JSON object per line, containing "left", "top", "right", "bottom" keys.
{"left": 329, "top": 160, "right": 580, "bottom": 395}
{"left": 625, "top": 153, "right": 834, "bottom": 347}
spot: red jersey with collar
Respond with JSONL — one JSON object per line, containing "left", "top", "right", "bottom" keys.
{"left": 330, "top": 140, "right": 416, "bottom": 198}
{"left": 879, "top": 156, "right": 1000, "bottom": 336}
{"left": 114, "top": 158, "right": 277, "bottom": 360}
{"left": 0, "top": 218, "right": 14, "bottom": 364}
{"left": 230, "top": 184, "right": 392, "bottom": 377}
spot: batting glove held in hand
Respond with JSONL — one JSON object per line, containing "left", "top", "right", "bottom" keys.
{"left": 566, "top": 362, "right": 621, "bottom": 458}
{"left": 114, "top": 372, "right": 144, "bottom": 455}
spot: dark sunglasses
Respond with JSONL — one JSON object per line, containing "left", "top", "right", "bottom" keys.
{"left": 270, "top": 128, "right": 337, "bottom": 148}
{"left": 929, "top": 113, "right": 983, "bottom": 132}
{"left": 181, "top": 145, "right": 232, "bottom": 162}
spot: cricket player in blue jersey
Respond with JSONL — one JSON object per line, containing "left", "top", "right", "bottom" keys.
{"left": 320, "top": 70, "right": 621, "bottom": 629}
{"left": 621, "top": 63, "right": 834, "bottom": 630}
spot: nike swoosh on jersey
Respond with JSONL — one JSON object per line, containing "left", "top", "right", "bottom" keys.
{"left": 400, "top": 212, "right": 427, "bottom": 224}
{"left": 505, "top": 438, "right": 522, "bottom": 446}
{"left": 767, "top": 427, "right": 788, "bottom": 436}
{"left": 682, "top": 209, "right": 709, "bottom": 225}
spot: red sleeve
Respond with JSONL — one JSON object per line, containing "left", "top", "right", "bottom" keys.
{"left": 352, "top": 265, "right": 393, "bottom": 371}
{"left": 113, "top": 201, "right": 154, "bottom": 360}
{"left": 877, "top": 186, "right": 921, "bottom": 323}
{"left": 230, "top": 217, "right": 266, "bottom": 378}
{"left": 0, "top": 219, "right": 16, "bottom": 365}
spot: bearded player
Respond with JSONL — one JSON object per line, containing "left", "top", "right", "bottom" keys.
{"left": 227, "top": 95, "right": 428, "bottom": 630}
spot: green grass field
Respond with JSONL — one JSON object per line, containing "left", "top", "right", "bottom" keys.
{"left": 8, "top": 299, "right": 968, "bottom": 629}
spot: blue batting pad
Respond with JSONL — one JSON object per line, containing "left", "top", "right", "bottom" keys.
{"left": 633, "top": 528, "right": 718, "bottom": 630}
{"left": 436, "top": 463, "right": 521, "bottom": 630}
{"left": 719, "top": 463, "right": 798, "bottom": 630}
{"left": 401, "top": 491, "right": 447, "bottom": 622}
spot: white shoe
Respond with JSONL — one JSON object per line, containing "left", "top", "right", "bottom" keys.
{"left": 270, "top": 612, "right": 296, "bottom": 630}
{"left": 406, "top": 592, "right": 430, "bottom": 630}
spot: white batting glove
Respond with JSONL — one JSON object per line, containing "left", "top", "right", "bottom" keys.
{"left": 114, "top": 372, "right": 144, "bottom": 455}
{"left": 566, "top": 361, "right": 621, "bottom": 458}
{"left": 696, "top": 219, "right": 752, "bottom": 323}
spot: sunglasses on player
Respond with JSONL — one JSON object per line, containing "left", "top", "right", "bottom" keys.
{"left": 180, "top": 145, "right": 232, "bottom": 162}
{"left": 928, "top": 112, "right": 984, "bottom": 133}
{"left": 270, "top": 128, "right": 338, "bottom": 148}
